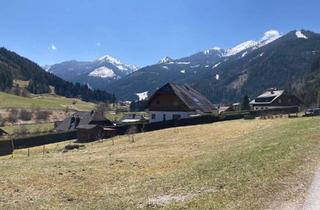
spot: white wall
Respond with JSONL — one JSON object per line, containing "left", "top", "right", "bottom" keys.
{"left": 149, "top": 111, "right": 191, "bottom": 123}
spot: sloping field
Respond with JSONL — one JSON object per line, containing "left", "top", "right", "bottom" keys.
{"left": 0, "top": 117, "right": 320, "bottom": 209}
{"left": 0, "top": 92, "right": 94, "bottom": 110}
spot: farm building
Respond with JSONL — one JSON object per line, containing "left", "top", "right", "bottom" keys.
{"left": 250, "top": 89, "right": 302, "bottom": 112}
{"left": 146, "top": 83, "right": 217, "bottom": 123}
{"left": 119, "top": 113, "right": 147, "bottom": 124}
{"left": 56, "top": 110, "right": 113, "bottom": 132}
{"left": 0, "top": 128, "right": 8, "bottom": 137}
{"left": 77, "top": 125, "right": 117, "bottom": 142}
{"left": 218, "top": 105, "right": 234, "bottom": 114}
{"left": 77, "top": 125, "right": 104, "bottom": 142}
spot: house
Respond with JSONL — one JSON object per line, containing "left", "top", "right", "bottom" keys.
{"left": 145, "top": 83, "right": 217, "bottom": 123}
{"left": 119, "top": 113, "right": 147, "bottom": 124}
{"left": 218, "top": 105, "right": 234, "bottom": 114}
{"left": 250, "top": 89, "right": 302, "bottom": 112}
{"left": 56, "top": 110, "right": 113, "bottom": 132}
{"left": 0, "top": 128, "right": 8, "bottom": 137}
{"left": 232, "top": 102, "right": 241, "bottom": 111}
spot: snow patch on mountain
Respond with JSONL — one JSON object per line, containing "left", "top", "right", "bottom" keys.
{"left": 225, "top": 40, "right": 258, "bottom": 56}
{"left": 213, "top": 62, "right": 221, "bottom": 69}
{"left": 296, "top": 30, "right": 308, "bottom": 39}
{"left": 136, "top": 91, "right": 148, "bottom": 101}
{"left": 180, "top": 70, "right": 186, "bottom": 73}
{"left": 97, "top": 55, "right": 122, "bottom": 65}
{"left": 159, "top": 56, "right": 174, "bottom": 64}
{"left": 89, "top": 66, "right": 115, "bottom": 78}
{"left": 242, "top": 51, "right": 248, "bottom": 57}
{"left": 162, "top": 66, "right": 169, "bottom": 69}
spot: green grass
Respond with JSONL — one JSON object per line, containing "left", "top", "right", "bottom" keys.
{"left": 0, "top": 123, "right": 55, "bottom": 135}
{"left": 0, "top": 117, "right": 319, "bottom": 209}
{"left": 0, "top": 92, "right": 94, "bottom": 110}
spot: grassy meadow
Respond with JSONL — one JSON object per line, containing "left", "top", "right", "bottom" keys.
{"left": 0, "top": 117, "right": 320, "bottom": 209}
{"left": 0, "top": 123, "right": 55, "bottom": 135}
{"left": 0, "top": 92, "right": 94, "bottom": 111}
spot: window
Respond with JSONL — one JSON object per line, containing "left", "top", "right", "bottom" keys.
{"left": 156, "top": 100, "right": 160, "bottom": 105}
{"left": 151, "top": 114, "right": 156, "bottom": 119}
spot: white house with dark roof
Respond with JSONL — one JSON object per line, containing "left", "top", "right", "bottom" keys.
{"left": 145, "top": 83, "right": 217, "bottom": 123}
{"left": 250, "top": 88, "right": 302, "bottom": 111}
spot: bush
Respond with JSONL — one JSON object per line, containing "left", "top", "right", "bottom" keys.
{"left": 36, "top": 110, "right": 52, "bottom": 121}
{"left": 14, "top": 125, "right": 29, "bottom": 136}
{"left": 19, "top": 109, "right": 32, "bottom": 121}
{"left": 7, "top": 108, "right": 19, "bottom": 123}
{"left": 0, "top": 114, "right": 5, "bottom": 126}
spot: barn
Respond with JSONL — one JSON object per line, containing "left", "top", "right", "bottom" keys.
{"left": 145, "top": 83, "right": 217, "bottom": 123}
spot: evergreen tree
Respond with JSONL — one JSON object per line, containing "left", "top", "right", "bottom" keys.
{"left": 241, "top": 95, "right": 251, "bottom": 111}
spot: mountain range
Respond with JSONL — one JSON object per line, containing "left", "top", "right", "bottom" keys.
{"left": 2, "top": 29, "right": 319, "bottom": 106}
{"left": 0, "top": 47, "right": 114, "bottom": 102}
{"left": 46, "top": 55, "right": 138, "bottom": 90}
{"left": 102, "top": 29, "right": 320, "bottom": 104}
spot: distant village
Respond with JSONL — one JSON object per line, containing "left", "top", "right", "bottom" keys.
{"left": 1, "top": 81, "right": 320, "bottom": 155}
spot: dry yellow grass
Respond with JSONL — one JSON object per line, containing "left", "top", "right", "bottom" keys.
{"left": 0, "top": 117, "right": 320, "bottom": 209}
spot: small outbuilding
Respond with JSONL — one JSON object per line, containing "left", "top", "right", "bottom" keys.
{"left": 76, "top": 125, "right": 104, "bottom": 142}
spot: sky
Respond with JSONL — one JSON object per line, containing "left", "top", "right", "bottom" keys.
{"left": 1, "top": 0, "right": 320, "bottom": 67}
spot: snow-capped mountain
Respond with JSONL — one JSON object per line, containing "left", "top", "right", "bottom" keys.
{"left": 106, "top": 29, "right": 320, "bottom": 102}
{"left": 47, "top": 55, "right": 138, "bottom": 90}
{"left": 158, "top": 56, "right": 174, "bottom": 64}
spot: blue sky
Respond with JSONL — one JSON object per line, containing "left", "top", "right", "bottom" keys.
{"left": 1, "top": 0, "right": 319, "bottom": 67}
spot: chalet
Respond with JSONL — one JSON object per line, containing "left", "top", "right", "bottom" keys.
{"left": 250, "top": 89, "right": 302, "bottom": 111}
{"left": 77, "top": 125, "right": 117, "bottom": 142}
{"left": 146, "top": 83, "right": 217, "bottom": 123}
{"left": 56, "top": 110, "right": 113, "bottom": 132}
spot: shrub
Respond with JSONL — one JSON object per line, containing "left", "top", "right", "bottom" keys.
{"left": 0, "top": 114, "right": 5, "bottom": 126}
{"left": 14, "top": 125, "right": 29, "bottom": 136}
{"left": 36, "top": 110, "right": 52, "bottom": 121}
{"left": 7, "top": 108, "right": 19, "bottom": 123}
{"left": 19, "top": 109, "right": 32, "bottom": 121}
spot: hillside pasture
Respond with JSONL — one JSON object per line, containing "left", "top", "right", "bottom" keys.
{"left": 0, "top": 117, "right": 320, "bottom": 209}
{"left": 0, "top": 92, "right": 94, "bottom": 110}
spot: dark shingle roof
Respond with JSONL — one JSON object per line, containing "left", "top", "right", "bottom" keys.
{"left": 0, "top": 128, "right": 8, "bottom": 136}
{"left": 56, "top": 111, "right": 112, "bottom": 131}
{"left": 147, "top": 83, "right": 217, "bottom": 113}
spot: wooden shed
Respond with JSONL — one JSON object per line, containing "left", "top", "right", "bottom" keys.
{"left": 77, "top": 125, "right": 104, "bottom": 142}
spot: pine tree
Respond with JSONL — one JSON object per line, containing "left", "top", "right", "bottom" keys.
{"left": 241, "top": 95, "right": 251, "bottom": 111}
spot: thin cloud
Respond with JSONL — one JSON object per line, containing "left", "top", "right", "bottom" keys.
{"left": 261, "top": 30, "right": 281, "bottom": 41}
{"left": 51, "top": 44, "right": 57, "bottom": 51}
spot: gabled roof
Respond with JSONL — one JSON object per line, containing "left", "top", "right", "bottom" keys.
{"left": 56, "top": 111, "right": 112, "bottom": 131}
{"left": 147, "top": 83, "right": 217, "bottom": 113}
{"left": 0, "top": 128, "right": 8, "bottom": 135}
{"left": 250, "top": 89, "right": 284, "bottom": 105}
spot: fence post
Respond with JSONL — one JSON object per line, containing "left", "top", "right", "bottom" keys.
{"left": 11, "top": 137, "right": 14, "bottom": 158}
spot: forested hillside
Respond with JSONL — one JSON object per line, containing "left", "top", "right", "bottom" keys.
{"left": 0, "top": 48, "right": 115, "bottom": 102}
